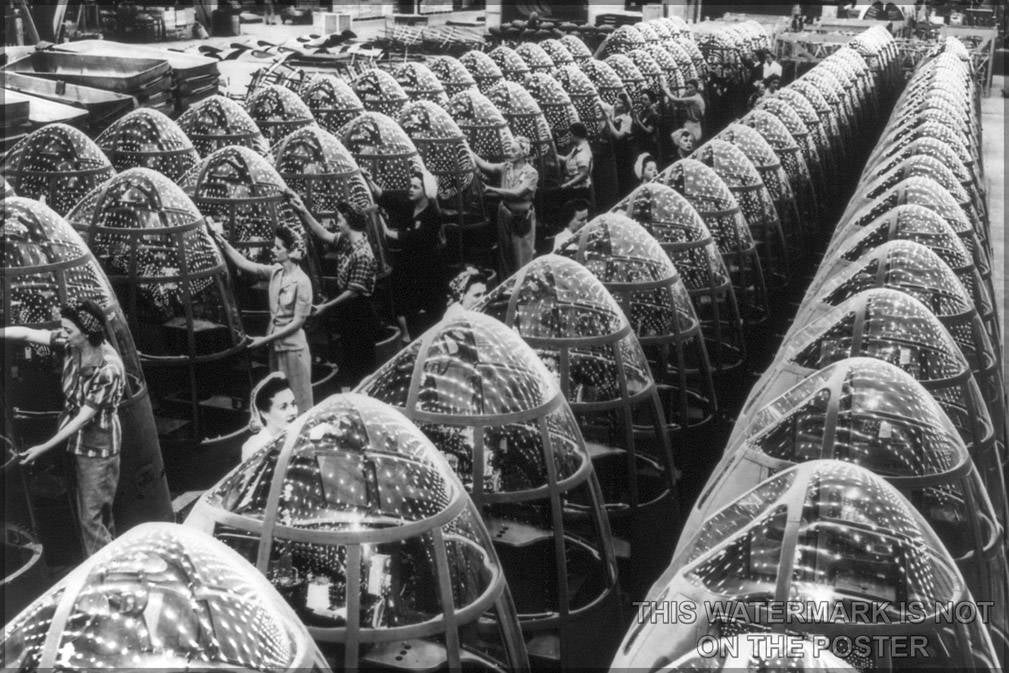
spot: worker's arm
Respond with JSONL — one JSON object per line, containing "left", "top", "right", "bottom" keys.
{"left": 0, "top": 326, "right": 55, "bottom": 346}
{"left": 287, "top": 189, "right": 337, "bottom": 245}
{"left": 19, "top": 406, "right": 98, "bottom": 464}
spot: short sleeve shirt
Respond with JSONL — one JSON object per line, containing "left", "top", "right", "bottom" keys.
{"left": 502, "top": 161, "right": 539, "bottom": 203}
{"left": 334, "top": 235, "right": 378, "bottom": 296}
{"left": 53, "top": 336, "right": 126, "bottom": 458}
{"left": 267, "top": 265, "right": 312, "bottom": 351}
{"left": 564, "top": 142, "right": 593, "bottom": 188}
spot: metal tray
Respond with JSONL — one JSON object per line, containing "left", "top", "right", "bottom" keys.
{"left": 3, "top": 90, "right": 90, "bottom": 127}
{"left": 4, "top": 51, "right": 171, "bottom": 93}
{"left": 2, "top": 71, "right": 137, "bottom": 116}
{"left": 52, "top": 40, "right": 220, "bottom": 80}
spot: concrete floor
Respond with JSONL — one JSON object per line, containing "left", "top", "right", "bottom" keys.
{"left": 981, "top": 76, "right": 1005, "bottom": 320}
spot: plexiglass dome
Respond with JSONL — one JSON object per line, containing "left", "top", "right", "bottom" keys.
{"left": 613, "top": 460, "right": 1000, "bottom": 672}
{"left": 559, "top": 35, "right": 593, "bottom": 63}
{"left": 447, "top": 89, "right": 516, "bottom": 164}
{"left": 67, "top": 168, "right": 246, "bottom": 360}
{"left": 643, "top": 45, "right": 686, "bottom": 95}
{"left": 523, "top": 73, "right": 580, "bottom": 154}
{"left": 179, "top": 146, "right": 322, "bottom": 313}
{"left": 681, "top": 359, "right": 1009, "bottom": 647}
{"left": 744, "top": 289, "right": 1002, "bottom": 507}
{"left": 299, "top": 74, "right": 365, "bottom": 136}
{"left": 392, "top": 62, "right": 448, "bottom": 107}
{"left": 96, "top": 107, "right": 200, "bottom": 180}
{"left": 515, "top": 43, "right": 555, "bottom": 74}
{"left": 628, "top": 50, "right": 665, "bottom": 95}
{"left": 773, "top": 89, "right": 832, "bottom": 173}
{"left": 474, "top": 255, "right": 677, "bottom": 586}
{"left": 717, "top": 123, "right": 801, "bottom": 261}
{"left": 654, "top": 159, "right": 769, "bottom": 328}
{"left": 489, "top": 46, "right": 530, "bottom": 84}
{"left": 598, "top": 25, "right": 644, "bottom": 58}
{"left": 539, "top": 39, "right": 575, "bottom": 68}
{"left": 486, "top": 81, "right": 560, "bottom": 189}
{"left": 577, "top": 59, "right": 629, "bottom": 107}
{"left": 2, "top": 123, "right": 116, "bottom": 216}
{"left": 186, "top": 393, "right": 529, "bottom": 671}
{"left": 339, "top": 112, "right": 425, "bottom": 193}
{"left": 754, "top": 97, "right": 824, "bottom": 192}
{"left": 603, "top": 55, "right": 647, "bottom": 112}
{"left": 459, "top": 50, "right": 505, "bottom": 94}
{"left": 397, "top": 100, "right": 478, "bottom": 204}
{"left": 3, "top": 197, "right": 143, "bottom": 413}
{"left": 350, "top": 69, "right": 409, "bottom": 118}
{"left": 427, "top": 55, "right": 478, "bottom": 97}
{"left": 244, "top": 84, "right": 316, "bottom": 146}
{"left": 553, "top": 65, "right": 608, "bottom": 142}
{"left": 356, "top": 311, "right": 620, "bottom": 668}
{"left": 691, "top": 140, "right": 789, "bottom": 290}
{"left": 1, "top": 522, "right": 331, "bottom": 672}
{"left": 176, "top": 95, "right": 272, "bottom": 158}
{"left": 615, "top": 182, "right": 745, "bottom": 374}
{"left": 556, "top": 214, "right": 717, "bottom": 433}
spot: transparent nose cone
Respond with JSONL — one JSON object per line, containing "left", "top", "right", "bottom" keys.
{"left": 356, "top": 311, "right": 622, "bottom": 670}
{"left": 96, "top": 107, "right": 200, "bottom": 179}
{"left": 427, "top": 55, "right": 478, "bottom": 97}
{"left": 350, "top": 68, "right": 409, "bottom": 118}
{"left": 244, "top": 84, "right": 316, "bottom": 146}
{"left": 397, "top": 100, "right": 478, "bottom": 204}
{"left": 176, "top": 94, "right": 272, "bottom": 158}
{"left": 522, "top": 72, "right": 580, "bottom": 154}
{"left": 447, "top": 89, "right": 516, "bottom": 164}
{"left": 654, "top": 634, "right": 857, "bottom": 672}
{"left": 691, "top": 139, "right": 790, "bottom": 290}
{"left": 555, "top": 213, "right": 717, "bottom": 432}
{"left": 1, "top": 522, "right": 332, "bottom": 671}
{"left": 3, "top": 196, "right": 144, "bottom": 408}
{"left": 654, "top": 159, "right": 769, "bottom": 328}
{"left": 613, "top": 460, "right": 999, "bottom": 672}
{"left": 299, "top": 74, "right": 365, "bottom": 135}
{"left": 2, "top": 123, "right": 115, "bottom": 216}
{"left": 474, "top": 254, "right": 678, "bottom": 587}
{"left": 186, "top": 393, "right": 530, "bottom": 672}
{"left": 459, "top": 50, "right": 505, "bottom": 95}
{"left": 539, "top": 39, "right": 575, "bottom": 68}
{"left": 338, "top": 111, "right": 426, "bottom": 193}
{"left": 597, "top": 24, "right": 645, "bottom": 58}
{"left": 515, "top": 42, "right": 556, "bottom": 74}
{"left": 67, "top": 167, "right": 246, "bottom": 361}
{"left": 392, "top": 61, "right": 449, "bottom": 107}
{"left": 578, "top": 58, "right": 629, "bottom": 108}
{"left": 486, "top": 80, "right": 560, "bottom": 189}
{"left": 553, "top": 64, "right": 608, "bottom": 142}
{"left": 615, "top": 182, "right": 746, "bottom": 375}
{"left": 559, "top": 34, "right": 593, "bottom": 63}
{"left": 178, "top": 145, "right": 323, "bottom": 314}
{"left": 489, "top": 45, "right": 531, "bottom": 84}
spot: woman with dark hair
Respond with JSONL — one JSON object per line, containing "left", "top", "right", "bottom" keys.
{"left": 445, "top": 266, "right": 488, "bottom": 318}
{"left": 289, "top": 191, "right": 380, "bottom": 386}
{"left": 1, "top": 300, "right": 126, "bottom": 556}
{"left": 209, "top": 219, "right": 314, "bottom": 414}
{"left": 662, "top": 78, "right": 706, "bottom": 142}
{"left": 560, "top": 121, "right": 595, "bottom": 211}
{"left": 363, "top": 167, "right": 446, "bottom": 343}
{"left": 472, "top": 135, "right": 540, "bottom": 275}
{"left": 632, "top": 89, "right": 660, "bottom": 159}
{"left": 241, "top": 372, "right": 297, "bottom": 461}
{"left": 605, "top": 95, "right": 635, "bottom": 197}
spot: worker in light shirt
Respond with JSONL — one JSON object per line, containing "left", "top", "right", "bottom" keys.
{"left": 761, "top": 51, "right": 783, "bottom": 81}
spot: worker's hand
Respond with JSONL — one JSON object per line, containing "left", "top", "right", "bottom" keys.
{"left": 18, "top": 445, "right": 49, "bottom": 465}
{"left": 247, "top": 336, "right": 269, "bottom": 350}
{"left": 284, "top": 189, "right": 307, "bottom": 212}
{"left": 205, "top": 217, "right": 225, "bottom": 241}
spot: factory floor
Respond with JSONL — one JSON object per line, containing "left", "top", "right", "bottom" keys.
{"left": 981, "top": 76, "right": 1006, "bottom": 317}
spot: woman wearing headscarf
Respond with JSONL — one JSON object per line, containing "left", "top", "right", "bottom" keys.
{"left": 209, "top": 220, "right": 315, "bottom": 414}
{"left": 241, "top": 372, "right": 297, "bottom": 462}
{"left": 363, "top": 167, "right": 446, "bottom": 343}
{"left": 634, "top": 152, "right": 658, "bottom": 186}
{"left": 471, "top": 135, "right": 540, "bottom": 275}
{"left": 444, "top": 266, "right": 489, "bottom": 319}
{"left": 292, "top": 191, "right": 380, "bottom": 387}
